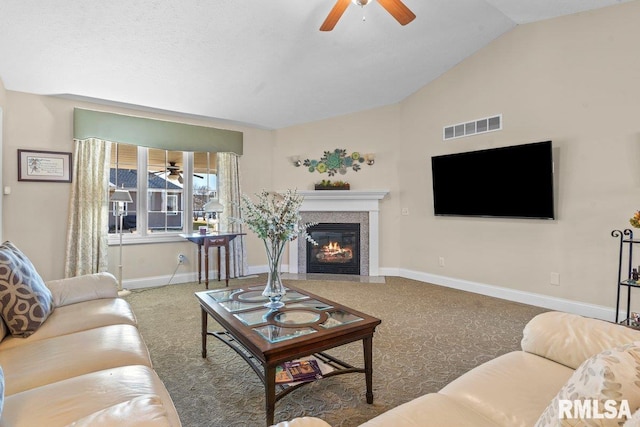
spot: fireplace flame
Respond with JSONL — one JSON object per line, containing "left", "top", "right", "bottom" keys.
{"left": 326, "top": 241, "right": 340, "bottom": 253}
{"left": 316, "top": 241, "right": 353, "bottom": 262}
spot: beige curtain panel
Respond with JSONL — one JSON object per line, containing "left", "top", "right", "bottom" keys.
{"left": 218, "top": 152, "right": 248, "bottom": 278}
{"left": 65, "top": 138, "right": 111, "bottom": 277}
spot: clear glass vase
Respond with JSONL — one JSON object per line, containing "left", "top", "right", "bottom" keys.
{"left": 262, "top": 239, "right": 286, "bottom": 309}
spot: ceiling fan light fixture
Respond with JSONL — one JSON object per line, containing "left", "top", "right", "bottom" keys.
{"left": 321, "top": 0, "right": 413, "bottom": 31}
{"left": 352, "top": 0, "right": 374, "bottom": 6}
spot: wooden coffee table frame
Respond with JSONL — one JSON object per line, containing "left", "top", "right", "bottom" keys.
{"left": 195, "top": 284, "right": 381, "bottom": 426}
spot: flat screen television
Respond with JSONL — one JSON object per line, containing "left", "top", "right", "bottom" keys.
{"left": 431, "top": 141, "right": 555, "bottom": 219}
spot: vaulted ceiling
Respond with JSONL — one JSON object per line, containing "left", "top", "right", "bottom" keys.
{"left": 0, "top": 1, "right": 632, "bottom": 129}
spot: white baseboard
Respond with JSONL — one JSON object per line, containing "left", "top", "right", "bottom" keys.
{"left": 397, "top": 268, "right": 619, "bottom": 322}
{"left": 248, "top": 264, "right": 269, "bottom": 275}
{"left": 379, "top": 267, "right": 401, "bottom": 277}
{"left": 122, "top": 264, "right": 621, "bottom": 322}
{"left": 123, "top": 266, "right": 269, "bottom": 289}
{"left": 122, "top": 271, "right": 197, "bottom": 289}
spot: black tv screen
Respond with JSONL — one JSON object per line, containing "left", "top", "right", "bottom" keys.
{"left": 431, "top": 141, "right": 555, "bottom": 219}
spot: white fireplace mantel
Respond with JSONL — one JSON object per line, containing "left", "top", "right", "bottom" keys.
{"left": 288, "top": 190, "right": 389, "bottom": 276}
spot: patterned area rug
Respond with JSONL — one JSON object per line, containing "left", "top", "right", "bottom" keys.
{"left": 124, "top": 275, "right": 546, "bottom": 427}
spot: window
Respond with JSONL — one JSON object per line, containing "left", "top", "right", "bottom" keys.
{"left": 109, "top": 143, "right": 138, "bottom": 234}
{"left": 166, "top": 195, "right": 178, "bottom": 214}
{"left": 109, "top": 143, "right": 218, "bottom": 240}
{"left": 193, "top": 152, "right": 218, "bottom": 232}
{"left": 147, "top": 148, "right": 185, "bottom": 233}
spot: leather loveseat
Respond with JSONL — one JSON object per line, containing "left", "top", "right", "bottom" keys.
{"left": 0, "top": 241, "right": 180, "bottom": 426}
{"left": 275, "top": 311, "right": 640, "bottom": 427}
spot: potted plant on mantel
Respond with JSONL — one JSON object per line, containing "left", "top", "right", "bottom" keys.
{"left": 314, "top": 180, "right": 350, "bottom": 190}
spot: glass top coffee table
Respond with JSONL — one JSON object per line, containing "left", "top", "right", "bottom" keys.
{"left": 195, "top": 283, "right": 382, "bottom": 426}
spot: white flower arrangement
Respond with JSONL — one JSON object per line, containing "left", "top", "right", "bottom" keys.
{"left": 232, "top": 189, "right": 317, "bottom": 307}
{"left": 232, "top": 189, "right": 317, "bottom": 245}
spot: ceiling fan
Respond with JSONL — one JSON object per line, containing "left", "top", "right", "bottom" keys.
{"left": 320, "top": 0, "right": 416, "bottom": 31}
{"left": 152, "top": 162, "right": 203, "bottom": 184}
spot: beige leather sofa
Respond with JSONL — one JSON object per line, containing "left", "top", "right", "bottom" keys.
{"left": 275, "top": 311, "right": 640, "bottom": 427}
{"left": 0, "top": 272, "right": 181, "bottom": 426}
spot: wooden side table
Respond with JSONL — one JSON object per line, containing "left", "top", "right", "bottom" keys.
{"left": 180, "top": 232, "right": 245, "bottom": 288}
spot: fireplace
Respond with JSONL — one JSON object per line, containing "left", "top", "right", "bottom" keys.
{"left": 307, "top": 223, "right": 360, "bottom": 275}
{"left": 288, "top": 190, "right": 389, "bottom": 276}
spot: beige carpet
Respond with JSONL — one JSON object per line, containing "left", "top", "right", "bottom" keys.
{"left": 124, "top": 275, "right": 546, "bottom": 427}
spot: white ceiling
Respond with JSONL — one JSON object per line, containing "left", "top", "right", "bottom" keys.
{"left": 0, "top": 0, "right": 631, "bottom": 129}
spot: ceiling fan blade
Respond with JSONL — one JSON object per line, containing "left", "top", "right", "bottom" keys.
{"left": 320, "top": 0, "right": 351, "bottom": 31}
{"left": 377, "top": 0, "right": 416, "bottom": 26}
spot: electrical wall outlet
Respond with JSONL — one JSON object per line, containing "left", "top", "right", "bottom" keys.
{"left": 438, "top": 257, "right": 445, "bottom": 267}
{"left": 178, "top": 254, "right": 186, "bottom": 264}
{"left": 550, "top": 272, "right": 560, "bottom": 286}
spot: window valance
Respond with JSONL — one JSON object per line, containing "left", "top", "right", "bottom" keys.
{"left": 73, "top": 108, "right": 243, "bottom": 155}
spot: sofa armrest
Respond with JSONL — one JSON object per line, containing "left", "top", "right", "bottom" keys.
{"left": 521, "top": 311, "right": 640, "bottom": 369}
{"left": 46, "top": 273, "right": 119, "bottom": 308}
{"left": 271, "top": 417, "right": 332, "bottom": 427}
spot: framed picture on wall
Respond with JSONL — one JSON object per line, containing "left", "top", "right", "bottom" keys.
{"left": 18, "top": 149, "right": 72, "bottom": 183}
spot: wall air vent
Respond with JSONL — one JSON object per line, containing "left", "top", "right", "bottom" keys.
{"left": 443, "top": 114, "right": 502, "bottom": 141}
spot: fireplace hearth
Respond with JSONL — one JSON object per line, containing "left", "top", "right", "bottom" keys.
{"left": 307, "top": 223, "right": 360, "bottom": 275}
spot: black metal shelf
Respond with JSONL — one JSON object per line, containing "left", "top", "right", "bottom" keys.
{"left": 612, "top": 229, "right": 640, "bottom": 323}
{"left": 619, "top": 318, "right": 640, "bottom": 326}
{"left": 619, "top": 280, "right": 640, "bottom": 288}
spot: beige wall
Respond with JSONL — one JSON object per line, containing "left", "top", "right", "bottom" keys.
{"left": 272, "top": 1, "right": 640, "bottom": 314}
{"left": 396, "top": 1, "right": 640, "bottom": 311}
{"left": 0, "top": 77, "right": 5, "bottom": 242}
{"left": 3, "top": 93, "right": 76, "bottom": 279}
{"left": 2, "top": 92, "right": 273, "bottom": 281}
{"left": 273, "top": 104, "right": 403, "bottom": 270}
{"left": 1, "top": 2, "right": 639, "bottom": 314}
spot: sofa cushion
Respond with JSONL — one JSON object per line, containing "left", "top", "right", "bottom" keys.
{"left": 0, "top": 241, "right": 54, "bottom": 337}
{"left": 0, "top": 324, "right": 152, "bottom": 396}
{"left": 535, "top": 341, "right": 640, "bottom": 427}
{"left": 0, "top": 297, "right": 136, "bottom": 351}
{"left": 1, "top": 365, "right": 181, "bottom": 427}
{"left": 66, "top": 395, "right": 171, "bottom": 427}
{"left": 439, "top": 351, "right": 574, "bottom": 427}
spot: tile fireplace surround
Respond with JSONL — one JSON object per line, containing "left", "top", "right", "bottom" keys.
{"left": 287, "top": 190, "right": 389, "bottom": 276}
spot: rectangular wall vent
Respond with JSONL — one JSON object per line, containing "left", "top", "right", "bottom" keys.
{"left": 443, "top": 114, "right": 502, "bottom": 141}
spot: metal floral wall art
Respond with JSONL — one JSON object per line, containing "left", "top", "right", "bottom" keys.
{"left": 304, "top": 149, "right": 365, "bottom": 176}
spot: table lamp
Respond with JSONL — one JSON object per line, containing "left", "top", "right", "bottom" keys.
{"left": 203, "top": 199, "right": 224, "bottom": 233}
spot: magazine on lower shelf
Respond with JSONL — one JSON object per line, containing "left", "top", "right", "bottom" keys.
{"left": 275, "top": 357, "right": 328, "bottom": 385}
